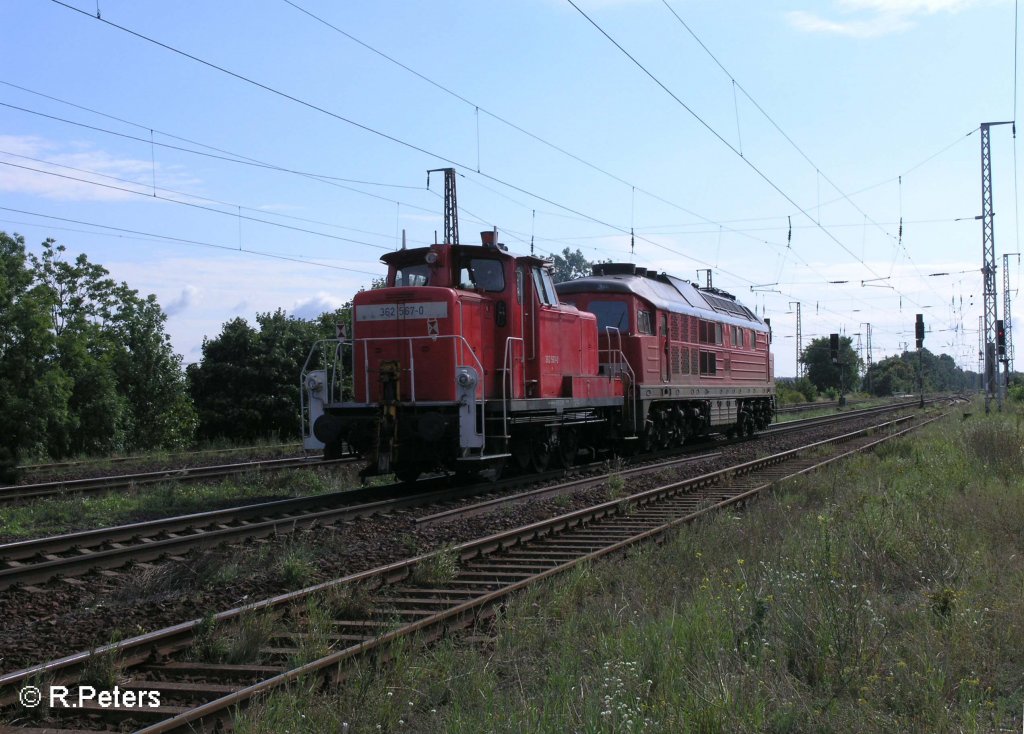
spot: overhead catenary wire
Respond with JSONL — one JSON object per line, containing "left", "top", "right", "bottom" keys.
{"left": 6, "top": 15, "right": 888, "bottom": 325}
{"left": 0, "top": 148, "right": 416, "bottom": 245}
{"left": 0, "top": 159, "right": 400, "bottom": 251}
{"left": 564, "top": 0, "right": 925, "bottom": 311}
{"left": 657, "top": 0, "right": 951, "bottom": 305}
{"left": 276, "top": 0, "right": 904, "bottom": 305}
{"left": 277, "top": 0, "right": 834, "bottom": 270}
{"left": 39, "top": 0, "right": 954, "bottom": 360}
{"left": 0, "top": 205, "right": 381, "bottom": 277}
{"left": 0, "top": 100, "right": 433, "bottom": 213}
{"left": 0, "top": 82, "right": 421, "bottom": 191}
{"left": 44, "top": 1, "right": 805, "bottom": 291}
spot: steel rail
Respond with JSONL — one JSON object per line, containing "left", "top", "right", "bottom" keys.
{"left": 0, "top": 455, "right": 356, "bottom": 504}
{"left": 0, "top": 451, "right": 718, "bottom": 590}
{"left": 16, "top": 443, "right": 303, "bottom": 473}
{"left": 0, "top": 401, "right": 926, "bottom": 590}
{"left": 765, "top": 397, "right": 934, "bottom": 431}
{"left": 0, "top": 409, "right": 943, "bottom": 732}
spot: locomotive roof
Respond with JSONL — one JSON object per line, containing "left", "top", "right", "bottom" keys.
{"left": 381, "top": 243, "right": 551, "bottom": 267}
{"left": 555, "top": 263, "right": 768, "bottom": 332}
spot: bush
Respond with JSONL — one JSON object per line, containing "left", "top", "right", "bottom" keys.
{"left": 794, "top": 377, "right": 819, "bottom": 402}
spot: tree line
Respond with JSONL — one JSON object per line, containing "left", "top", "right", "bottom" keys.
{"left": 0, "top": 235, "right": 997, "bottom": 474}
{"left": 0, "top": 233, "right": 355, "bottom": 473}
{"left": 781, "top": 334, "right": 981, "bottom": 403}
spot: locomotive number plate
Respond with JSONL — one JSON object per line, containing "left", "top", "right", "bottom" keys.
{"left": 356, "top": 302, "right": 449, "bottom": 321}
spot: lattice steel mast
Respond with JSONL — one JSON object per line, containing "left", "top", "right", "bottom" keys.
{"left": 1003, "top": 253, "right": 1020, "bottom": 374}
{"left": 860, "top": 322, "right": 872, "bottom": 392}
{"left": 979, "top": 315, "right": 985, "bottom": 391}
{"left": 980, "top": 122, "right": 1012, "bottom": 412}
{"left": 428, "top": 167, "right": 459, "bottom": 245}
{"left": 789, "top": 301, "right": 802, "bottom": 378}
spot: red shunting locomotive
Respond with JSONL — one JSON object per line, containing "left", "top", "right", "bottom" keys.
{"left": 302, "top": 193, "right": 774, "bottom": 482}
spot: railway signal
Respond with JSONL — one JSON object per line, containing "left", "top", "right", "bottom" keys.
{"left": 996, "top": 319, "right": 1006, "bottom": 358}
{"left": 914, "top": 314, "right": 925, "bottom": 408}
{"left": 829, "top": 333, "right": 839, "bottom": 364}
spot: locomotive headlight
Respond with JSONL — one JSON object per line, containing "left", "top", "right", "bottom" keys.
{"left": 457, "top": 370, "right": 476, "bottom": 388}
{"left": 425, "top": 251, "right": 439, "bottom": 265}
{"left": 305, "top": 375, "right": 322, "bottom": 392}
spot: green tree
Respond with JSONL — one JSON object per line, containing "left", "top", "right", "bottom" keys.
{"left": 0, "top": 233, "right": 194, "bottom": 461}
{"left": 548, "top": 248, "right": 594, "bottom": 283}
{"left": 188, "top": 309, "right": 329, "bottom": 442}
{"left": 112, "top": 292, "right": 196, "bottom": 449}
{"left": 863, "top": 349, "right": 973, "bottom": 397}
{"left": 0, "top": 233, "right": 66, "bottom": 463}
{"left": 801, "top": 336, "right": 861, "bottom": 393}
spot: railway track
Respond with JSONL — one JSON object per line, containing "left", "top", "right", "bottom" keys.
{"left": 0, "top": 407, "right": 945, "bottom": 732}
{"left": 15, "top": 444, "right": 303, "bottom": 475}
{"left": 0, "top": 451, "right": 717, "bottom": 591}
{"left": 0, "top": 400, "right": 928, "bottom": 591}
{"left": 0, "top": 399, "right": 924, "bottom": 507}
{"left": 0, "top": 455, "right": 354, "bottom": 505}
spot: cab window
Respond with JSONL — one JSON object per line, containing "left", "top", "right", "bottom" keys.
{"left": 637, "top": 310, "right": 653, "bottom": 335}
{"left": 587, "top": 300, "right": 628, "bottom": 332}
{"left": 394, "top": 264, "right": 430, "bottom": 287}
{"left": 531, "top": 266, "right": 559, "bottom": 305}
{"left": 459, "top": 258, "right": 506, "bottom": 292}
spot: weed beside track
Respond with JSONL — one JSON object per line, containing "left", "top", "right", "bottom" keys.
{"left": 235, "top": 404, "right": 1023, "bottom": 733}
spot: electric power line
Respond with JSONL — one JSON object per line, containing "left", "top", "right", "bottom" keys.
{"left": 0, "top": 205, "right": 380, "bottom": 277}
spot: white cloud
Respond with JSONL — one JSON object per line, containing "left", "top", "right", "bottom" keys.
{"left": 839, "top": 0, "right": 978, "bottom": 12}
{"left": 787, "top": 0, "right": 986, "bottom": 37}
{"left": 164, "top": 285, "right": 199, "bottom": 317}
{"left": 0, "top": 135, "right": 200, "bottom": 201}
{"left": 99, "top": 254, "right": 371, "bottom": 362}
{"left": 400, "top": 213, "right": 442, "bottom": 223}
{"left": 786, "top": 9, "right": 912, "bottom": 36}
{"left": 290, "top": 292, "right": 350, "bottom": 320}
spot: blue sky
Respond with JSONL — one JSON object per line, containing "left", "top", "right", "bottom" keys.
{"left": 2, "top": 0, "right": 1020, "bottom": 377}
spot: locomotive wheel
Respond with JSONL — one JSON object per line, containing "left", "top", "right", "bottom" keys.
{"left": 395, "top": 466, "right": 421, "bottom": 483}
{"left": 743, "top": 413, "right": 756, "bottom": 436}
{"left": 324, "top": 441, "right": 348, "bottom": 460}
{"left": 557, "top": 428, "right": 578, "bottom": 468}
{"left": 530, "top": 435, "right": 551, "bottom": 472}
{"left": 511, "top": 437, "right": 531, "bottom": 473}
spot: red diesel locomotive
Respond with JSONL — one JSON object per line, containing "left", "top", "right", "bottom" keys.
{"left": 302, "top": 180, "right": 774, "bottom": 481}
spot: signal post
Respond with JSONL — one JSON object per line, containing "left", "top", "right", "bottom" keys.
{"left": 915, "top": 314, "right": 924, "bottom": 408}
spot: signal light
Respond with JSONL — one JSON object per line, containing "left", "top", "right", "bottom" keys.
{"left": 829, "top": 333, "right": 840, "bottom": 363}
{"left": 996, "top": 319, "right": 1006, "bottom": 358}
{"left": 915, "top": 314, "right": 924, "bottom": 349}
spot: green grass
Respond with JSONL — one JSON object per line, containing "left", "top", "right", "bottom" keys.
{"left": 408, "top": 547, "right": 460, "bottom": 587}
{"left": 0, "top": 466, "right": 360, "bottom": 540}
{"left": 191, "top": 610, "right": 278, "bottom": 665}
{"left": 236, "top": 402, "right": 1024, "bottom": 733}
{"left": 16, "top": 436, "right": 301, "bottom": 473}
{"left": 275, "top": 544, "right": 318, "bottom": 587}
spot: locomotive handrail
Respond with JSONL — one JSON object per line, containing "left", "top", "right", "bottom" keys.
{"left": 501, "top": 337, "right": 525, "bottom": 401}
{"left": 601, "top": 326, "right": 640, "bottom": 434}
{"left": 300, "top": 338, "right": 351, "bottom": 446}
{"left": 502, "top": 336, "right": 525, "bottom": 443}
{"left": 354, "top": 334, "right": 486, "bottom": 405}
